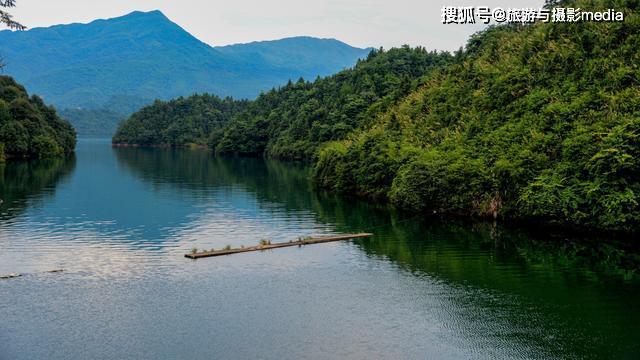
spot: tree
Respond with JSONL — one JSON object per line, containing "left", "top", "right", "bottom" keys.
{"left": 0, "top": 0, "right": 24, "bottom": 30}
{"left": 0, "top": 75, "right": 76, "bottom": 159}
{"left": 1, "top": 0, "right": 25, "bottom": 70}
{"left": 313, "top": 0, "right": 640, "bottom": 232}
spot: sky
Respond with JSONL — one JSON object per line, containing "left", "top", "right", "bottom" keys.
{"left": 9, "top": 0, "right": 545, "bottom": 51}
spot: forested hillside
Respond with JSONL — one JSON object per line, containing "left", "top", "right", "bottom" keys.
{"left": 114, "top": 0, "right": 639, "bottom": 232}
{"left": 112, "top": 94, "right": 249, "bottom": 146}
{"left": 213, "top": 47, "right": 453, "bottom": 160}
{"left": 0, "top": 76, "right": 76, "bottom": 161}
{"left": 114, "top": 47, "right": 452, "bottom": 156}
{"left": 315, "top": 0, "right": 639, "bottom": 232}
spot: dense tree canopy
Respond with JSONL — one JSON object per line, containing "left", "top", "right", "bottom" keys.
{"left": 112, "top": 94, "right": 249, "bottom": 146}
{"left": 212, "top": 47, "right": 453, "bottom": 160}
{"left": 0, "top": 3, "right": 73, "bottom": 160}
{"left": 314, "top": 0, "right": 640, "bottom": 232}
{"left": 113, "top": 0, "right": 639, "bottom": 233}
{"left": 115, "top": 47, "right": 452, "bottom": 157}
{"left": 0, "top": 76, "right": 76, "bottom": 160}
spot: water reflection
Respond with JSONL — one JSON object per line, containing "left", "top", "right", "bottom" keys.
{"left": 114, "top": 146, "right": 323, "bottom": 213}
{"left": 112, "top": 142, "right": 640, "bottom": 358}
{"left": 0, "top": 139, "right": 638, "bottom": 359}
{"left": 349, "top": 219, "right": 640, "bottom": 358}
{"left": 0, "top": 156, "right": 76, "bottom": 220}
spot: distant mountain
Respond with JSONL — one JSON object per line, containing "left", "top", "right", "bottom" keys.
{"left": 0, "top": 10, "right": 371, "bottom": 134}
{"left": 58, "top": 95, "right": 152, "bottom": 137}
{"left": 215, "top": 36, "right": 373, "bottom": 80}
{"left": 58, "top": 108, "right": 125, "bottom": 137}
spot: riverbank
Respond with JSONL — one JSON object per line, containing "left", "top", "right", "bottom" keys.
{"left": 108, "top": 141, "right": 639, "bottom": 239}
{"left": 111, "top": 1, "right": 639, "bottom": 235}
{"left": 112, "top": 143, "right": 209, "bottom": 149}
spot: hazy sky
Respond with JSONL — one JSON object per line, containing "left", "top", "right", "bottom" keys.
{"left": 9, "top": 0, "right": 544, "bottom": 50}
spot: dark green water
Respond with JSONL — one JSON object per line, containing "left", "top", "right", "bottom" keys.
{"left": 1, "top": 139, "right": 638, "bottom": 359}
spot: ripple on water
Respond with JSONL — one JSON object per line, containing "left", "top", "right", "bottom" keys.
{"left": 1, "top": 141, "right": 638, "bottom": 359}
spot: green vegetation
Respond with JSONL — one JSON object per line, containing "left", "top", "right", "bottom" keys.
{"left": 0, "top": 0, "right": 25, "bottom": 31}
{"left": 114, "top": 47, "right": 451, "bottom": 157}
{"left": 315, "top": 0, "right": 639, "bottom": 232}
{"left": 112, "top": 94, "right": 248, "bottom": 146}
{"left": 113, "top": 0, "right": 639, "bottom": 233}
{"left": 213, "top": 47, "right": 453, "bottom": 160}
{"left": 0, "top": 76, "right": 76, "bottom": 161}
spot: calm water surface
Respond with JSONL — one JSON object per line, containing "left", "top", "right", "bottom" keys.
{"left": 1, "top": 139, "right": 638, "bottom": 359}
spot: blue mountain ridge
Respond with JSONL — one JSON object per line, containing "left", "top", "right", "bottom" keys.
{"left": 0, "top": 10, "right": 372, "bottom": 109}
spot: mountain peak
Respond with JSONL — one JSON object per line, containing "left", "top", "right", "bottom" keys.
{"left": 0, "top": 11, "right": 371, "bottom": 110}
{"left": 88, "top": 9, "right": 209, "bottom": 50}
{"left": 106, "top": 9, "right": 174, "bottom": 27}
{"left": 120, "top": 10, "right": 168, "bottom": 20}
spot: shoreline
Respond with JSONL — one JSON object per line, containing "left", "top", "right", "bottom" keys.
{"left": 111, "top": 142, "right": 209, "bottom": 149}
{"left": 108, "top": 142, "right": 639, "bottom": 239}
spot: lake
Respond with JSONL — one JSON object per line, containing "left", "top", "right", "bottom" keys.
{"left": 1, "top": 138, "right": 638, "bottom": 359}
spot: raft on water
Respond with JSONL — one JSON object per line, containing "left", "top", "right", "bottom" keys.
{"left": 0, "top": 273, "right": 21, "bottom": 280}
{"left": 185, "top": 233, "right": 374, "bottom": 259}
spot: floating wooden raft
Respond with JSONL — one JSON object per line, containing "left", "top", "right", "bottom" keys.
{"left": 184, "top": 233, "right": 373, "bottom": 259}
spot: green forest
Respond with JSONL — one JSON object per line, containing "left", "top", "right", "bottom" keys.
{"left": 114, "top": 0, "right": 639, "bottom": 233}
{"left": 314, "top": 0, "right": 639, "bottom": 233}
{"left": 0, "top": 76, "right": 76, "bottom": 161}
{"left": 113, "top": 46, "right": 451, "bottom": 155}
{"left": 212, "top": 47, "right": 453, "bottom": 160}
{"left": 112, "top": 94, "right": 249, "bottom": 146}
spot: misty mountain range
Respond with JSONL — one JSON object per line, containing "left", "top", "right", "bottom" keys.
{"left": 0, "top": 10, "right": 371, "bottom": 134}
